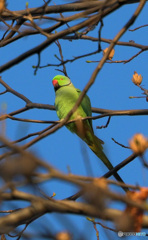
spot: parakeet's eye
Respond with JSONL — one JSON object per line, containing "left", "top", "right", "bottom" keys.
{"left": 60, "top": 78, "right": 63, "bottom": 80}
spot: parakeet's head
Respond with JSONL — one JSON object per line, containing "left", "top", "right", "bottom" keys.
{"left": 52, "top": 75, "right": 71, "bottom": 91}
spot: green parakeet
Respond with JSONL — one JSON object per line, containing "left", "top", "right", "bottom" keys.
{"left": 52, "top": 75, "right": 123, "bottom": 183}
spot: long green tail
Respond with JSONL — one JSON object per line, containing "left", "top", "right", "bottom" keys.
{"left": 75, "top": 121, "right": 127, "bottom": 191}
{"left": 87, "top": 134, "right": 127, "bottom": 190}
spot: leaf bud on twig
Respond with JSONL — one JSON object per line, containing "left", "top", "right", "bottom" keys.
{"left": 103, "top": 47, "right": 115, "bottom": 60}
{"left": 132, "top": 71, "right": 143, "bottom": 86}
{"left": 129, "top": 133, "right": 148, "bottom": 155}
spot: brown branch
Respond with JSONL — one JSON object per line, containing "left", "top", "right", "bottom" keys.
{"left": 0, "top": 114, "right": 58, "bottom": 124}
{"left": 103, "top": 153, "right": 137, "bottom": 179}
{"left": 34, "top": 53, "right": 41, "bottom": 75}
{"left": 0, "top": 77, "right": 31, "bottom": 104}
{"left": 6, "top": 106, "right": 29, "bottom": 117}
{"left": 0, "top": 89, "right": 7, "bottom": 95}
{"left": 1, "top": 2, "right": 106, "bottom": 20}
{"left": 0, "top": 123, "right": 56, "bottom": 150}
{"left": 98, "top": 19, "right": 104, "bottom": 51}
{"left": 86, "top": 49, "right": 145, "bottom": 64}
{"left": 65, "top": 35, "right": 148, "bottom": 50}
{"left": 0, "top": 184, "right": 148, "bottom": 234}
{"left": 0, "top": 21, "right": 63, "bottom": 47}
{"left": 0, "top": 106, "right": 146, "bottom": 154}
{"left": 110, "top": 49, "right": 145, "bottom": 64}
{"left": 91, "top": 108, "right": 148, "bottom": 118}
{"left": 6, "top": 101, "right": 148, "bottom": 118}
{"left": 3, "top": 18, "right": 25, "bottom": 40}
{"left": 0, "top": 14, "right": 101, "bottom": 73}
{"left": 23, "top": 9, "right": 51, "bottom": 39}
{"left": 80, "top": 0, "right": 147, "bottom": 120}
{"left": 21, "top": 107, "right": 148, "bottom": 151}
{"left": 55, "top": 40, "right": 68, "bottom": 77}
{"left": 8, "top": 222, "right": 29, "bottom": 239}
{"left": 1, "top": 1, "right": 139, "bottom": 21}
{"left": 92, "top": 221, "right": 99, "bottom": 240}
{"left": 112, "top": 138, "right": 130, "bottom": 149}
{"left": 0, "top": 6, "right": 101, "bottom": 47}
{"left": 129, "top": 23, "right": 148, "bottom": 31}
{"left": 0, "top": 18, "right": 15, "bottom": 40}
{"left": 0, "top": 106, "right": 148, "bottom": 148}
{"left": 93, "top": 220, "right": 116, "bottom": 232}
{"left": 37, "top": 50, "right": 99, "bottom": 69}
{"left": 0, "top": 0, "right": 144, "bottom": 73}
{"left": 96, "top": 116, "right": 111, "bottom": 129}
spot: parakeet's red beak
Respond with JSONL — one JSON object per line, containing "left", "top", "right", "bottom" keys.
{"left": 52, "top": 79, "right": 58, "bottom": 88}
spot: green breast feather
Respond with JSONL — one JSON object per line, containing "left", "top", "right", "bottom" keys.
{"left": 55, "top": 84, "right": 92, "bottom": 133}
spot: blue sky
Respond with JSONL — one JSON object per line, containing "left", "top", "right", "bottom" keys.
{"left": 0, "top": 1, "right": 148, "bottom": 239}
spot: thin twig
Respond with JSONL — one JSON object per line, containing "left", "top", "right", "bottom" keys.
{"left": 129, "top": 24, "right": 148, "bottom": 31}
{"left": 112, "top": 138, "right": 130, "bottom": 149}
{"left": 96, "top": 116, "right": 111, "bottom": 129}
{"left": 103, "top": 153, "right": 137, "bottom": 179}
{"left": 55, "top": 40, "right": 68, "bottom": 77}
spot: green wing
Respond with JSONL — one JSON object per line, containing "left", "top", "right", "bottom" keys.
{"left": 76, "top": 88, "right": 93, "bottom": 129}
